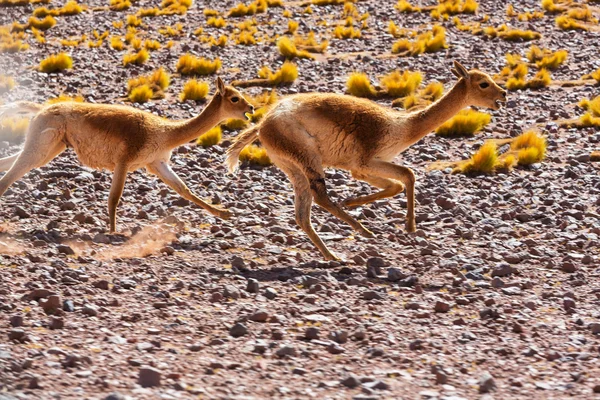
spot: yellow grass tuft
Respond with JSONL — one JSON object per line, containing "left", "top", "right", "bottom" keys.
{"left": 421, "top": 81, "right": 444, "bottom": 101}
{"left": 456, "top": 142, "right": 498, "bottom": 174}
{"left": 180, "top": 79, "right": 209, "bottom": 102}
{"left": 526, "top": 69, "right": 551, "bottom": 89}
{"left": 287, "top": 20, "right": 299, "bottom": 34}
{"left": 239, "top": 144, "right": 272, "bottom": 166}
{"left": 46, "top": 94, "right": 84, "bottom": 104}
{"left": 39, "top": 53, "right": 72, "bottom": 73}
{"left": 579, "top": 113, "right": 600, "bottom": 127}
{"left": 380, "top": 70, "right": 422, "bottom": 98}
{"left": 396, "top": 0, "right": 420, "bottom": 12}
{"left": 435, "top": 109, "right": 491, "bottom": 137}
{"left": 196, "top": 126, "right": 222, "bottom": 147}
{"left": 207, "top": 16, "right": 227, "bottom": 28}
{"left": 126, "top": 14, "right": 142, "bottom": 27}
{"left": 346, "top": 72, "right": 377, "bottom": 98}
{"left": 126, "top": 68, "right": 169, "bottom": 101}
{"left": 110, "top": 0, "right": 131, "bottom": 11}
{"left": 228, "top": 0, "right": 271, "bottom": 17}
{"left": 203, "top": 8, "right": 218, "bottom": 16}
{"left": 0, "top": 75, "right": 16, "bottom": 93}
{"left": 534, "top": 50, "right": 568, "bottom": 70}
{"left": 294, "top": 31, "right": 328, "bottom": 53}
{"left": 122, "top": 49, "right": 149, "bottom": 66}
{"left": 579, "top": 96, "right": 600, "bottom": 117}
{"left": 144, "top": 39, "right": 161, "bottom": 51}
{"left": 333, "top": 25, "right": 361, "bottom": 39}
{"left": 176, "top": 54, "right": 222, "bottom": 75}
{"left": 128, "top": 84, "right": 153, "bottom": 103}
{"left": 511, "top": 131, "right": 546, "bottom": 165}
{"left": 0, "top": 118, "right": 29, "bottom": 143}
{"left": 541, "top": 0, "right": 564, "bottom": 13}
{"left": 556, "top": 15, "right": 588, "bottom": 31}
{"left": 27, "top": 15, "right": 56, "bottom": 31}
{"left": 392, "top": 25, "right": 447, "bottom": 56}
{"left": 432, "top": 0, "right": 478, "bottom": 18}
{"left": 277, "top": 36, "right": 315, "bottom": 60}
{"left": 263, "top": 62, "right": 298, "bottom": 85}
{"left": 587, "top": 68, "right": 600, "bottom": 84}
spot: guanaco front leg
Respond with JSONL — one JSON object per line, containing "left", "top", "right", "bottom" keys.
{"left": 343, "top": 171, "right": 404, "bottom": 208}
{"left": 147, "top": 160, "right": 231, "bottom": 220}
{"left": 359, "top": 160, "right": 416, "bottom": 232}
{"left": 108, "top": 163, "right": 128, "bottom": 233}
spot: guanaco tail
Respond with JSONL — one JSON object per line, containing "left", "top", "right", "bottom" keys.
{"left": 226, "top": 61, "right": 507, "bottom": 261}
{"left": 0, "top": 77, "right": 254, "bottom": 233}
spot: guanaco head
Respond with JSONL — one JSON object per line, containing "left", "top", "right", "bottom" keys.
{"left": 451, "top": 61, "right": 507, "bottom": 111}
{"left": 215, "top": 77, "right": 254, "bottom": 120}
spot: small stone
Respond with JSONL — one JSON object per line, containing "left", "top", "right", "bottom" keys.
{"left": 63, "top": 300, "right": 75, "bottom": 312}
{"left": 328, "top": 343, "right": 345, "bottom": 354}
{"left": 138, "top": 366, "right": 161, "bottom": 388}
{"left": 590, "top": 323, "right": 600, "bottom": 334}
{"left": 246, "top": 278, "right": 259, "bottom": 293}
{"left": 49, "top": 317, "right": 64, "bottom": 330}
{"left": 479, "top": 372, "right": 496, "bottom": 393}
{"left": 8, "top": 329, "right": 26, "bottom": 341}
{"left": 305, "top": 327, "right": 320, "bottom": 340}
{"left": 92, "top": 280, "right": 110, "bottom": 290}
{"left": 223, "top": 285, "right": 240, "bottom": 300}
{"left": 82, "top": 304, "right": 98, "bottom": 317}
{"left": 249, "top": 310, "right": 269, "bottom": 322}
{"left": 387, "top": 267, "right": 406, "bottom": 282}
{"left": 42, "top": 295, "right": 61, "bottom": 314}
{"left": 561, "top": 262, "right": 577, "bottom": 273}
{"left": 491, "top": 264, "right": 517, "bottom": 277}
{"left": 593, "top": 384, "right": 600, "bottom": 394}
{"left": 341, "top": 374, "right": 361, "bottom": 388}
{"left": 276, "top": 345, "right": 297, "bottom": 358}
{"left": 362, "top": 291, "right": 383, "bottom": 301}
{"left": 434, "top": 300, "right": 451, "bottom": 313}
{"left": 265, "top": 288, "right": 278, "bottom": 299}
{"left": 292, "top": 367, "right": 307, "bottom": 375}
{"left": 10, "top": 314, "right": 23, "bottom": 327}
{"left": 57, "top": 245, "right": 75, "bottom": 255}
{"left": 229, "top": 323, "right": 248, "bottom": 337}
{"left": 104, "top": 393, "right": 125, "bottom": 400}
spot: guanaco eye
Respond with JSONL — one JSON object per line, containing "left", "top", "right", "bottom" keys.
{"left": 479, "top": 82, "right": 490, "bottom": 89}
{"left": 231, "top": 96, "right": 239, "bottom": 103}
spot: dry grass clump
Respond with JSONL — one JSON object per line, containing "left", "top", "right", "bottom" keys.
{"left": 203, "top": 8, "right": 218, "bottom": 16}
{"left": 239, "top": 144, "right": 272, "bottom": 166}
{"left": 233, "top": 62, "right": 298, "bottom": 88}
{"left": 392, "top": 25, "right": 447, "bottom": 56}
{"left": 555, "top": 15, "right": 588, "bottom": 31}
{"left": 294, "top": 31, "right": 328, "bottom": 53}
{"left": 588, "top": 68, "right": 600, "bottom": 84}
{"left": 396, "top": 0, "right": 420, "bottom": 12}
{"left": 160, "top": 0, "right": 192, "bottom": 15}
{"left": 277, "top": 37, "right": 315, "bottom": 60}
{"left": 123, "top": 49, "right": 149, "bottom": 66}
{"left": 137, "top": 8, "right": 160, "bottom": 17}
{"left": 526, "top": 69, "right": 551, "bottom": 89}
{"left": 196, "top": 126, "right": 222, "bottom": 147}
{"left": 228, "top": 0, "right": 271, "bottom": 17}
{"left": 176, "top": 54, "right": 222, "bottom": 75}
{"left": 541, "top": 0, "right": 566, "bottom": 13}
{"left": 0, "top": 26, "right": 29, "bottom": 53}
{"left": 435, "top": 109, "right": 491, "bottom": 137}
{"left": 0, "top": 118, "right": 29, "bottom": 143}
{"left": 0, "top": 0, "right": 31, "bottom": 6}
{"left": 579, "top": 95, "right": 600, "bottom": 117}
{"left": 144, "top": 39, "right": 160, "bottom": 51}
{"left": 0, "top": 75, "right": 16, "bottom": 94}
{"left": 39, "top": 53, "right": 72, "bottom": 73}
{"left": 455, "top": 142, "right": 498, "bottom": 174}
{"left": 333, "top": 25, "right": 361, "bottom": 39}
{"left": 483, "top": 24, "right": 541, "bottom": 41}
{"left": 431, "top": 0, "right": 478, "bottom": 19}
{"left": 159, "top": 23, "right": 183, "bottom": 37}
{"left": 46, "top": 94, "right": 84, "bottom": 104}
{"left": 259, "top": 62, "right": 298, "bottom": 85}
{"left": 526, "top": 46, "right": 568, "bottom": 70}
{"left": 128, "top": 85, "right": 153, "bottom": 103}
{"left": 110, "top": 0, "right": 131, "bottom": 11}
{"left": 207, "top": 16, "right": 226, "bottom": 28}
{"left": 380, "top": 70, "right": 422, "bottom": 98}
{"left": 126, "top": 68, "right": 169, "bottom": 102}
{"left": 346, "top": 72, "right": 377, "bottom": 98}
{"left": 510, "top": 131, "right": 546, "bottom": 165}
{"left": 180, "top": 79, "right": 209, "bottom": 102}
{"left": 33, "top": 0, "right": 83, "bottom": 17}
{"left": 421, "top": 81, "right": 444, "bottom": 101}
{"left": 287, "top": 20, "right": 299, "bottom": 34}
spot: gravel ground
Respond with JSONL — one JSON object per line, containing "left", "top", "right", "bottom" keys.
{"left": 1, "top": 0, "right": 599, "bottom": 399}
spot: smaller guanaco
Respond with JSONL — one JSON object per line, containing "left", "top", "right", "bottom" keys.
{"left": 0, "top": 77, "right": 253, "bottom": 232}
{"left": 226, "top": 61, "right": 507, "bottom": 261}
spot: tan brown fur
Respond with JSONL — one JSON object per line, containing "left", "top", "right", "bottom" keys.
{"left": 0, "top": 78, "right": 253, "bottom": 233}
{"left": 226, "top": 61, "right": 507, "bottom": 260}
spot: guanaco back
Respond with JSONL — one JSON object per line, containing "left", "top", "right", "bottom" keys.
{"left": 226, "top": 61, "right": 507, "bottom": 261}
{"left": 0, "top": 77, "right": 253, "bottom": 232}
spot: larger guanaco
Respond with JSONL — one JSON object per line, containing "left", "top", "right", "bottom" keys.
{"left": 0, "top": 77, "right": 253, "bottom": 232}
{"left": 226, "top": 61, "right": 507, "bottom": 261}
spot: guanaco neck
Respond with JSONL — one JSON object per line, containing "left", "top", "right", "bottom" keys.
{"left": 168, "top": 95, "right": 224, "bottom": 149}
{"left": 404, "top": 78, "right": 469, "bottom": 143}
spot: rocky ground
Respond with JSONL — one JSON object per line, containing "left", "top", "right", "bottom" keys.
{"left": 1, "top": 0, "right": 600, "bottom": 399}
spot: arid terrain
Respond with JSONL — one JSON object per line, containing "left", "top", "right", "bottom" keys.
{"left": 1, "top": 0, "right": 599, "bottom": 399}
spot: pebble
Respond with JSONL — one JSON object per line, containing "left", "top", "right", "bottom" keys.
{"left": 249, "top": 310, "right": 270, "bottom": 322}
{"left": 479, "top": 372, "right": 496, "bottom": 393}
{"left": 229, "top": 323, "right": 248, "bottom": 337}
{"left": 305, "top": 327, "right": 320, "bottom": 340}
{"left": 434, "top": 300, "right": 451, "bottom": 313}
{"left": 246, "top": 278, "right": 260, "bottom": 293}
{"left": 138, "top": 366, "right": 161, "bottom": 388}
{"left": 265, "top": 288, "right": 278, "bottom": 299}
{"left": 341, "top": 374, "right": 361, "bottom": 388}
{"left": 82, "top": 304, "right": 98, "bottom": 317}
{"left": 10, "top": 314, "right": 23, "bottom": 327}
{"left": 276, "top": 345, "right": 297, "bottom": 358}
{"left": 49, "top": 317, "right": 64, "bottom": 330}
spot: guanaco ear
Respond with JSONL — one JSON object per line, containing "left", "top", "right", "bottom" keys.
{"left": 452, "top": 61, "right": 469, "bottom": 80}
{"left": 215, "top": 77, "right": 226, "bottom": 95}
